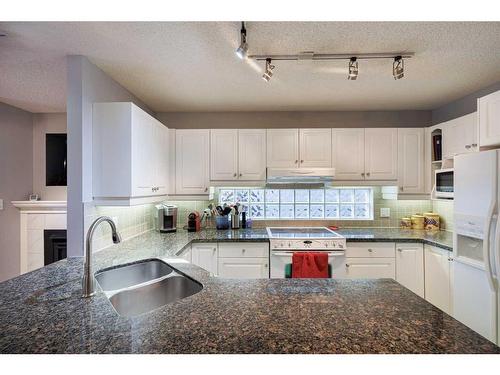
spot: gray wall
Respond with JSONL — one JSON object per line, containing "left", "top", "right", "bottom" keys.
{"left": 432, "top": 81, "right": 500, "bottom": 124}
{"left": 157, "top": 110, "right": 431, "bottom": 129}
{"left": 0, "top": 102, "right": 33, "bottom": 282}
{"left": 66, "top": 56, "right": 154, "bottom": 257}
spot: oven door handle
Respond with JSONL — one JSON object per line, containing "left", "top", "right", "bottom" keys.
{"left": 272, "top": 251, "right": 345, "bottom": 257}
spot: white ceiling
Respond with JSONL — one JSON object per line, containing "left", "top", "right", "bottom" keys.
{"left": 1, "top": 22, "right": 500, "bottom": 113}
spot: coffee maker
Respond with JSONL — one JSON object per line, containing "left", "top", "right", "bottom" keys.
{"left": 155, "top": 204, "right": 177, "bottom": 233}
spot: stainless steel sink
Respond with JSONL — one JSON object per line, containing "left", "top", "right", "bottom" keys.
{"left": 95, "top": 259, "right": 203, "bottom": 317}
{"left": 109, "top": 275, "right": 203, "bottom": 317}
{"left": 95, "top": 259, "right": 174, "bottom": 292}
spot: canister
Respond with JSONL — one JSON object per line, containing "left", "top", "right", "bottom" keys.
{"left": 411, "top": 214, "right": 425, "bottom": 230}
{"left": 424, "top": 212, "right": 440, "bottom": 231}
{"left": 400, "top": 217, "right": 412, "bottom": 229}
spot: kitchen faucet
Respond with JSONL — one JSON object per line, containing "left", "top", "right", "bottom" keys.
{"left": 82, "top": 216, "right": 122, "bottom": 298}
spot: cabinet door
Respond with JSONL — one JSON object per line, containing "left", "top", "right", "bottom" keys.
{"left": 299, "top": 128, "right": 332, "bottom": 167}
{"left": 238, "top": 129, "right": 266, "bottom": 180}
{"left": 266, "top": 129, "right": 299, "bottom": 168}
{"left": 210, "top": 129, "right": 238, "bottom": 180}
{"left": 396, "top": 243, "right": 424, "bottom": 297}
{"left": 344, "top": 258, "right": 396, "bottom": 279}
{"left": 398, "top": 128, "right": 425, "bottom": 194}
{"left": 460, "top": 112, "right": 478, "bottom": 153}
{"left": 479, "top": 90, "right": 500, "bottom": 147}
{"left": 218, "top": 258, "right": 269, "bottom": 279}
{"left": 153, "top": 121, "right": 169, "bottom": 196}
{"left": 191, "top": 243, "right": 218, "bottom": 275}
{"left": 364, "top": 128, "right": 398, "bottom": 180}
{"left": 131, "top": 106, "right": 155, "bottom": 197}
{"left": 175, "top": 129, "right": 210, "bottom": 195}
{"left": 424, "top": 245, "right": 452, "bottom": 314}
{"left": 331, "top": 129, "right": 365, "bottom": 180}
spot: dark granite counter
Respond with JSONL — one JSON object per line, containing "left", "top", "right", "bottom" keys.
{"left": 1, "top": 227, "right": 496, "bottom": 354}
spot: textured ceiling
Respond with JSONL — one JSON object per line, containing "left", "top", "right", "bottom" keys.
{"left": 0, "top": 22, "right": 500, "bottom": 113}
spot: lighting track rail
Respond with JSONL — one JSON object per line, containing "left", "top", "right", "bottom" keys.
{"left": 247, "top": 52, "right": 415, "bottom": 61}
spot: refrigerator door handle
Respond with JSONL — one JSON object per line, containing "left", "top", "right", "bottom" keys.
{"left": 493, "top": 214, "right": 500, "bottom": 289}
{"left": 483, "top": 206, "right": 497, "bottom": 292}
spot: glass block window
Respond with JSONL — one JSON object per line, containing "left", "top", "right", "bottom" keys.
{"left": 218, "top": 187, "right": 373, "bottom": 220}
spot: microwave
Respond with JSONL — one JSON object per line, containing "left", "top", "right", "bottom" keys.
{"left": 435, "top": 168, "right": 454, "bottom": 198}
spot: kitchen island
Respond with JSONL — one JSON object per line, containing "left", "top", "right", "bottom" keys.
{"left": 0, "top": 228, "right": 498, "bottom": 354}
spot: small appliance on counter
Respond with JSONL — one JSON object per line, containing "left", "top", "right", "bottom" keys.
{"left": 187, "top": 211, "right": 201, "bottom": 232}
{"left": 155, "top": 204, "right": 177, "bottom": 233}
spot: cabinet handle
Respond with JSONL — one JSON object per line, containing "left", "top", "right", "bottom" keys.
{"left": 264, "top": 263, "right": 268, "bottom": 268}
{"left": 239, "top": 173, "right": 242, "bottom": 177}
{"left": 242, "top": 249, "right": 246, "bottom": 253}
{"left": 345, "top": 264, "right": 350, "bottom": 268}
{"left": 300, "top": 160, "right": 304, "bottom": 163}
{"left": 366, "top": 172, "right": 371, "bottom": 177}
{"left": 448, "top": 257, "right": 454, "bottom": 262}
{"left": 204, "top": 187, "right": 208, "bottom": 192}
{"left": 233, "top": 173, "right": 237, "bottom": 177}
{"left": 368, "top": 248, "right": 373, "bottom": 252}
{"left": 295, "top": 160, "right": 298, "bottom": 164}
{"left": 397, "top": 248, "right": 403, "bottom": 252}
{"left": 465, "top": 145, "right": 471, "bottom": 149}
{"left": 400, "top": 186, "right": 404, "bottom": 191}
{"left": 361, "top": 172, "right": 365, "bottom": 177}
{"left": 472, "top": 143, "right": 478, "bottom": 147}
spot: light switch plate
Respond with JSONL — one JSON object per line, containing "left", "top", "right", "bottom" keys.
{"left": 0, "top": 199, "right": 3, "bottom": 210}
{"left": 380, "top": 208, "right": 390, "bottom": 218}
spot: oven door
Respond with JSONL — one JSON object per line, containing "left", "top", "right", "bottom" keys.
{"left": 270, "top": 251, "right": 346, "bottom": 278}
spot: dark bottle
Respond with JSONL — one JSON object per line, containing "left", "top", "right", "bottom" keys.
{"left": 241, "top": 212, "right": 247, "bottom": 229}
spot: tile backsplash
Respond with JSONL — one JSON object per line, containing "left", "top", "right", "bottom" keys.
{"left": 432, "top": 199, "right": 454, "bottom": 231}
{"left": 166, "top": 187, "right": 440, "bottom": 229}
{"left": 85, "top": 203, "right": 155, "bottom": 251}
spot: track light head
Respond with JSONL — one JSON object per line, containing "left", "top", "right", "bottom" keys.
{"left": 348, "top": 57, "right": 358, "bottom": 80}
{"left": 393, "top": 56, "right": 404, "bottom": 80}
{"left": 262, "top": 58, "right": 275, "bottom": 82}
{"left": 235, "top": 22, "right": 248, "bottom": 59}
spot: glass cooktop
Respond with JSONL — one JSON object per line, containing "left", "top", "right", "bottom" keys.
{"left": 266, "top": 227, "right": 343, "bottom": 239}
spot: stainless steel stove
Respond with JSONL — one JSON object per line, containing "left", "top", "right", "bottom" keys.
{"left": 266, "top": 227, "right": 346, "bottom": 250}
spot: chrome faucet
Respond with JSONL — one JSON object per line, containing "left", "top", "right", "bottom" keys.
{"left": 82, "top": 216, "right": 122, "bottom": 298}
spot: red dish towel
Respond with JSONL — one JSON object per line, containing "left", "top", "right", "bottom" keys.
{"left": 292, "top": 252, "right": 329, "bottom": 278}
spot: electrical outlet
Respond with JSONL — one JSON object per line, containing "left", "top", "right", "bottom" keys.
{"left": 0, "top": 199, "right": 3, "bottom": 210}
{"left": 380, "top": 208, "right": 390, "bottom": 218}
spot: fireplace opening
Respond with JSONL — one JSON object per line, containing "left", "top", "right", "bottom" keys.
{"left": 44, "top": 230, "right": 67, "bottom": 266}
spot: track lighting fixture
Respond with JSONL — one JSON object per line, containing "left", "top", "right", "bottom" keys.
{"left": 235, "top": 22, "right": 248, "bottom": 59}
{"left": 262, "top": 58, "right": 275, "bottom": 82}
{"left": 347, "top": 57, "right": 358, "bottom": 80}
{"left": 393, "top": 56, "right": 404, "bottom": 80}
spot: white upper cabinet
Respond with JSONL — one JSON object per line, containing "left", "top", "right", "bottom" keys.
{"left": 364, "top": 128, "right": 398, "bottom": 180}
{"left": 210, "top": 129, "right": 238, "bottom": 180}
{"left": 175, "top": 129, "right": 210, "bottom": 195}
{"left": 479, "top": 90, "right": 500, "bottom": 147}
{"left": 238, "top": 129, "right": 266, "bottom": 180}
{"left": 210, "top": 129, "right": 266, "bottom": 181}
{"left": 332, "top": 129, "right": 365, "bottom": 180}
{"left": 92, "top": 102, "right": 169, "bottom": 205}
{"left": 398, "top": 128, "right": 425, "bottom": 194}
{"left": 267, "top": 129, "right": 299, "bottom": 168}
{"left": 299, "top": 128, "right": 332, "bottom": 167}
{"left": 442, "top": 112, "right": 478, "bottom": 158}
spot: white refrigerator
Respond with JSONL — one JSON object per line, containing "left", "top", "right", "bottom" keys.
{"left": 454, "top": 150, "right": 499, "bottom": 344}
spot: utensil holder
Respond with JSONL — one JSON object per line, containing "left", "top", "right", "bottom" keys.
{"left": 215, "top": 216, "right": 230, "bottom": 230}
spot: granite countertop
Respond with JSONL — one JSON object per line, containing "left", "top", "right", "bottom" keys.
{"left": 1, "top": 227, "right": 496, "bottom": 354}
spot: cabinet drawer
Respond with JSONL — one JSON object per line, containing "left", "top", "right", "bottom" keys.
{"left": 218, "top": 257, "right": 269, "bottom": 279}
{"left": 345, "top": 242, "right": 395, "bottom": 258}
{"left": 345, "top": 257, "right": 396, "bottom": 279}
{"left": 218, "top": 242, "right": 269, "bottom": 258}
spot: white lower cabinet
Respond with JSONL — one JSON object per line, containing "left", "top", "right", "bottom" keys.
{"left": 345, "top": 258, "right": 396, "bottom": 279}
{"left": 190, "top": 242, "right": 269, "bottom": 279}
{"left": 395, "top": 243, "right": 425, "bottom": 298}
{"left": 191, "top": 243, "right": 218, "bottom": 276}
{"left": 424, "top": 244, "right": 453, "bottom": 315}
{"left": 218, "top": 258, "right": 269, "bottom": 279}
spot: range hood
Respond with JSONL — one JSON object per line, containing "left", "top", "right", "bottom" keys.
{"left": 266, "top": 167, "right": 335, "bottom": 188}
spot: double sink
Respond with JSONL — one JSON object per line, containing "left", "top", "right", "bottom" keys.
{"left": 95, "top": 259, "right": 203, "bottom": 317}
